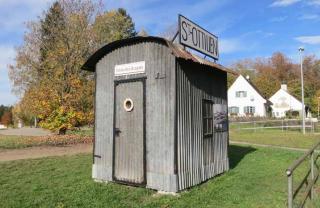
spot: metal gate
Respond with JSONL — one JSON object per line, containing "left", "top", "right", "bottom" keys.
{"left": 113, "top": 79, "right": 145, "bottom": 185}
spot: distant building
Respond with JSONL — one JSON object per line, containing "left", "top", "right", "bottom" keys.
{"left": 269, "top": 84, "right": 310, "bottom": 118}
{"left": 228, "top": 75, "right": 272, "bottom": 117}
{"left": 17, "top": 119, "right": 23, "bottom": 128}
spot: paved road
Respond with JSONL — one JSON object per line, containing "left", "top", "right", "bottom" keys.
{"left": 0, "top": 127, "right": 52, "bottom": 136}
{"left": 0, "top": 144, "right": 92, "bottom": 162}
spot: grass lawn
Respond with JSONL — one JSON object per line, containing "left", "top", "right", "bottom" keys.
{"left": 1, "top": 145, "right": 319, "bottom": 208}
{"left": 0, "top": 135, "right": 33, "bottom": 149}
{"left": 230, "top": 129, "right": 320, "bottom": 149}
{"left": 66, "top": 128, "right": 94, "bottom": 137}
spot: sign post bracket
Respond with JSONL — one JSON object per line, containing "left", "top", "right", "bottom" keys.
{"left": 171, "top": 30, "right": 179, "bottom": 42}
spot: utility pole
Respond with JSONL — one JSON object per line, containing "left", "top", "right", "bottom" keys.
{"left": 299, "top": 47, "right": 305, "bottom": 134}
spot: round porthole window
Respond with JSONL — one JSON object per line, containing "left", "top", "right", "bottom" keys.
{"left": 123, "top": 98, "right": 134, "bottom": 112}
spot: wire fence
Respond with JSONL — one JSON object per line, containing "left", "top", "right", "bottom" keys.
{"left": 229, "top": 119, "right": 319, "bottom": 133}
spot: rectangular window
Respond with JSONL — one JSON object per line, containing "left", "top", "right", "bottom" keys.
{"left": 228, "top": 106, "right": 239, "bottom": 114}
{"left": 236, "top": 91, "right": 247, "bottom": 98}
{"left": 243, "top": 106, "right": 255, "bottom": 114}
{"left": 203, "top": 99, "right": 213, "bottom": 137}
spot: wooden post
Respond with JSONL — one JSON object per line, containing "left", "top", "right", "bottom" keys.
{"left": 254, "top": 121, "right": 256, "bottom": 133}
{"left": 310, "top": 152, "right": 314, "bottom": 199}
{"left": 282, "top": 119, "right": 284, "bottom": 132}
{"left": 288, "top": 172, "right": 293, "bottom": 208}
{"left": 312, "top": 121, "right": 315, "bottom": 133}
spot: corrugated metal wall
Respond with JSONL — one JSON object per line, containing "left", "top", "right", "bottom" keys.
{"left": 94, "top": 41, "right": 177, "bottom": 192}
{"left": 176, "top": 60, "right": 229, "bottom": 191}
{"left": 94, "top": 39, "right": 229, "bottom": 192}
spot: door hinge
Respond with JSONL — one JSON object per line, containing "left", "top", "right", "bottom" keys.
{"left": 155, "top": 72, "right": 166, "bottom": 79}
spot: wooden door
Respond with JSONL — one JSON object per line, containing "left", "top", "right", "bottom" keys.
{"left": 113, "top": 80, "right": 145, "bottom": 185}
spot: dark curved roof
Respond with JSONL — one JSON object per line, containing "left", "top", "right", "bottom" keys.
{"left": 82, "top": 36, "right": 237, "bottom": 75}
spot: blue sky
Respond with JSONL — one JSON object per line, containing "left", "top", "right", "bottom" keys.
{"left": 0, "top": 0, "right": 320, "bottom": 105}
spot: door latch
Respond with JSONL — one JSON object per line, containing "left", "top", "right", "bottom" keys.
{"left": 115, "top": 128, "right": 121, "bottom": 135}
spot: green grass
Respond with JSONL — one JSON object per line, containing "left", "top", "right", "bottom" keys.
{"left": 230, "top": 129, "right": 320, "bottom": 149}
{"left": 0, "top": 135, "right": 33, "bottom": 150}
{"left": 66, "top": 128, "right": 94, "bottom": 137}
{"left": 1, "top": 145, "right": 319, "bottom": 208}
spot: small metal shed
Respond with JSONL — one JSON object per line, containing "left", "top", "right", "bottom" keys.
{"left": 82, "top": 36, "right": 236, "bottom": 192}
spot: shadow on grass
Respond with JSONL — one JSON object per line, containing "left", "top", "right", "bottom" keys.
{"left": 229, "top": 144, "right": 256, "bottom": 169}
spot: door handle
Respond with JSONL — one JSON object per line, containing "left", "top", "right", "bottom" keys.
{"left": 115, "top": 128, "right": 121, "bottom": 135}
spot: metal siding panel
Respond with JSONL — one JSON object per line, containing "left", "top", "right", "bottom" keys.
{"left": 176, "top": 60, "right": 229, "bottom": 191}
{"left": 94, "top": 56, "right": 114, "bottom": 181}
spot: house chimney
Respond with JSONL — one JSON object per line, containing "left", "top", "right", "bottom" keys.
{"left": 281, "top": 84, "right": 287, "bottom": 91}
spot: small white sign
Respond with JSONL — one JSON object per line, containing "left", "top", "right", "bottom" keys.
{"left": 114, "top": 61, "right": 145, "bottom": 76}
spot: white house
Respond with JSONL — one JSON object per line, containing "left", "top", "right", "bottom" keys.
{"left": 269, "top": 84, "right": 308, "bottom": 118}
{"left": 228, "top": 75, "right": 271, "bottom": 117}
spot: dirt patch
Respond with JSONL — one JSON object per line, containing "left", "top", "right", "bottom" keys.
{"left": 0, "top": 143, "right": 92, "bottom": 162}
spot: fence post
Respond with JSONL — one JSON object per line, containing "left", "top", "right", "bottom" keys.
{"left": 282, "top": 119, "right": 284, "bottom": 132}
{"left": 312, "top": 121, "right": 315, "bottom": 133}
{"left": 254, "top": 121, "right": 256, "bottom": 133}
{"left": 287, "top": 172, "right": 293, "bottom": 208}
{"left": 310, "top": 151, "right": 315, "bottom": 199}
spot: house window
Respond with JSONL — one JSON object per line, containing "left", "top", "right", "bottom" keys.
{"left": 244, "top": 106, "right": 255, "bottom": 114}
{"left": 228, "top": 106, "right": 239, "bottom": 114}
{"left": 203, "top": 100, "right": 213, "bottom": 137}
{"left": 236, "top": 91, "right": 247, "bottom": 98}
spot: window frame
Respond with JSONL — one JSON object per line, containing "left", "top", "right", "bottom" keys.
{"left": 236, "top": 91, "right": 247, "bottom": 98}
{"left": 202, "top": 99, "right": 214, "bottom": 138}
{"left": 228, "top": 106, "right": 239, "bottom": 114}
{"left": 243, "top": 106, "right": 255, "bottom": 114}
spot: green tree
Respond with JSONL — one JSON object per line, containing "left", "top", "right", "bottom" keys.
{"left": 93, "top": 8, "right": 136, "bottom": 46}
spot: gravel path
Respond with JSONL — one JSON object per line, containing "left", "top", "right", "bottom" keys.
{"left": 0, "top": 144, "right": 92, "bottom": 162}
{"left": 0, "top": 127, "right": 52, "bottom": 136}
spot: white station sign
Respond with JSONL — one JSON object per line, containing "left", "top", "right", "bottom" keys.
{"left": 114, "top": 61, "right": 145, "bottom": 76}
{"left": 179, "top": 15, "right": 219, "bottom": 60}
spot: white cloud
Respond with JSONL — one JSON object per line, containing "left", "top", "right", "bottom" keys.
{"left": 308, "top": 0, "right": 320, "bottom": 6}
{"left": 295, "top": 36, "right": 320, "bottom": 44}
{"left": 299, "top": 14, "right": 320, "bottom": 20}
{"left": 270, "top": 16, "right": 287, "bottom": 22}
{"left": 0, "top": 1, "right": 54, "bottom": 105}
{"left": 270, "top": 0, "right": 301, "bottom": 7}
{"left": 105, "top": 0, "right": 232, "bottom": 35}
{"left": 219, "top": 39, "right": 243, "bottom": 54}
{"left": 0, "top": 0, "right": 53, "bottom": 33}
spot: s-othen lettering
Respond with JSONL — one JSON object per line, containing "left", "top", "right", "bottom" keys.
{"left": 181, "top": 21, "right": 188, "bottom": 41}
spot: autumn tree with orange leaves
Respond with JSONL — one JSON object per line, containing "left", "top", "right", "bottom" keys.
{"left": 230, "top": 52, "right": 320, "bottom": 113}
{"left": 9, "top": 0, "right": 136, "bottom": 134}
